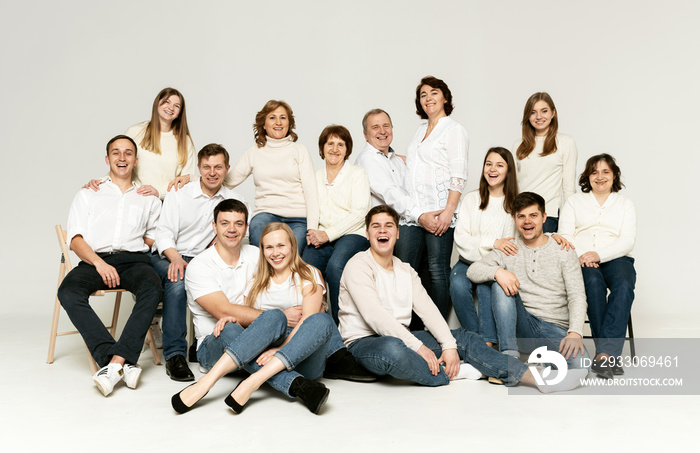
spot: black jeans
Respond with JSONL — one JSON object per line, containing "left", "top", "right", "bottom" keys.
{"left": 57, "top": 252, "right": 161, "bottom": 367}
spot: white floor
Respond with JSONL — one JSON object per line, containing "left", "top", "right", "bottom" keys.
{"left": 2, "top": 309, "right": 697, "bottom": 453}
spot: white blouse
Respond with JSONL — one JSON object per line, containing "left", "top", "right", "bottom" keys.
{"left": 558, "top": 192, "right": 636, "bottom": 263}
{"left": 246, "top": 268, "right": 326, "bottom": 311}
{"left": 405, "top": 116, "right": 469, "bottom": 227}
{"left": 454, "top": 191, "right": 515, "bottom": 263}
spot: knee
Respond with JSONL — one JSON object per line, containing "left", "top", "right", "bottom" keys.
{"left": 325, "top": 256, "right": 345, "bottom": 281}
{"left": 491, "top": 284, "right": 511, "bottom": 305}
{"left": 582, "top": 268, "right": 605, "bottom": 288}
{"left": 303, "top": 312, "right": 333, "bottom": 339}
{"left": 449, "top": 268, "right": 472, "bottom": 294}
{"left": 377, "top": 337, "right": 412, "bottom": 363}
{"left": 263, "top": 309, "right": 289, "bottom": 332}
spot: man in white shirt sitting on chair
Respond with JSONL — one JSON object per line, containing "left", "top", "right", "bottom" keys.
{"left": 58, "top": 135, "right": 162, "bottom": 397}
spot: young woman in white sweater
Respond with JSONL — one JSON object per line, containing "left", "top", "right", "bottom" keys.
{"left": 449, "top": 147, "right": 518, "bottom": 346}
{"left": 86, "top": 87, "right": 196, "bottom": 199}
{"left": 514, "top": 92, "right": 577, "bottom": 233}
{"left": 225, "top": 100, "right": 319, "bottom": 253}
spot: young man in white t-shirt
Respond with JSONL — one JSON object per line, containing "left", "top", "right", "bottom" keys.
{"left": 338, "top": 205, "right": 588, "bottom": 392}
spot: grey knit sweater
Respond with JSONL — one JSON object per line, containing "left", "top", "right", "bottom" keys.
{"left": 467, "top": 236, "right": 587, "bottom": 335}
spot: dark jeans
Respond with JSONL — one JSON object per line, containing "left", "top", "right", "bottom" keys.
{"left": 150, "top": 253, "right": 194, "bottom": 360}
{"left": 57, "top": 252, "right": 161, "bottom": 368}
{"left": 302, "top": 234, "right": 369, "bottom": 323}
{"left": 582, "top": 256, "right": 636, "bottom": 357}
{"left": 394, "top": 225, "right": 454, "bottom": 319}
{"left": 249, "top": 213, "right": 307, "bottom": 254}
{"left": 543, "top": 216, "right": 559, "bottom": 234}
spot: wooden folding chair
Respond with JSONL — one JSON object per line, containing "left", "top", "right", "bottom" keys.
{"left": 47, "top": 225, "right": 161, "bottom": 374}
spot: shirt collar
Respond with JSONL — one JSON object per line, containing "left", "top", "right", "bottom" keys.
{"left": 193, "top": 178, "right": 226, "bottom": 200}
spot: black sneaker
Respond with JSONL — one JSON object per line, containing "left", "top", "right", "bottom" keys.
{"left": 290, "top": 377, "right": 330, "bottom": 414}
{"left": 166, "top": 355, "right": 195, "bottom": 382}
{"left": 323, "top": 349, "right": 377, "bottom": 382}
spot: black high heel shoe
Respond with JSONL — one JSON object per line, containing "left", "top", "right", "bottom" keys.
{"left": 172, "top": 383, "right": 208, "bottom": 414}
{"left": 224, "top": 381, "right": 247, "bottom": 414}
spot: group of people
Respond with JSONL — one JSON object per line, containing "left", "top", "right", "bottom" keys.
{"left": 57, "top": 75, "right": 637, "bottom": 413}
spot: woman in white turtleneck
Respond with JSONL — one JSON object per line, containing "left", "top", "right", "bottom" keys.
{"left": 224, "top": 100, "right": 319, "bottom": 253}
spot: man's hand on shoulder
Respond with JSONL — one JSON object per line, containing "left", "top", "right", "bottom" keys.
{"left": 559, "top": 332, "right": 584, "bottom": 360}
{"left": 495, "top": 268, "right": 520, "bottom": 296}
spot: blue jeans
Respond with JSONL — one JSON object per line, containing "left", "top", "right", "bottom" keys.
{"left": 582, "top": 257, "right": 636, "bottom": 357}
{"left": 303, "top": 234, "right": 369, "bottom": 323}
{"left": 57, "top": 253, "right": 161, "bottom": 367}
{"left": 543, "top": 216, "right": 559, "bottom": 234}
{"left": 394, "top": 225, "right": 454, "bottom": 319}
{"left": 197, "top": 310, "right": 332, "bottom": 397}
{"left": 348, "top": 328, "right": 528, "bottom": 387}
{"left": 449, "top": 261, "right": 497, "bottom": 343}
{"left": 491, "top": 285, "right": 588, "bottom": 368}
{"left": 249, "top": 213, "right": 307, "bottom": 254}
{"left": 150, "top": 253, "right": 193, "bottom": 360}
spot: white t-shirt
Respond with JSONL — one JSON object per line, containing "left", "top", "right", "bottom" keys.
{"left": 245, "top": 268, "right": 325, "bottom": 311}
{"left": 185, "top": 244, "right": 260, "bottom": 348}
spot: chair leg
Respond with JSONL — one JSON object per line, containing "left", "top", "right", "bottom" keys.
{"left": 146, "top": 327, "right": 162, "bottom": 365}
{"left": 47, "top": 261, "right": 67, "bottom": 364}
{"left": 627, "top": 316, "right": 636, "bottom": 358}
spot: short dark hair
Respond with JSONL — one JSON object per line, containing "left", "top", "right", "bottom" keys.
{"left": 415, "top": 76, "right": 454, "bottom": 119}
{"left": 106, "top": 135, "right": 138, "bottom": 156}
{"left": 214, "top": 199, "right": 248, "bottom": 224}
{"left": 513, "top": 192, "right": 546, "bottom": 216}
{"left": 318, "top": 124, "right": 353, "bottom": 160}
{"left": 198, "top": 143, "right": 230, "bottom": 166}
{"left": 362, "top": 108, "right": 393, "bottom": 132}
{"left": 579, "top": 153, "right": 625, "bottom": 193}
{"left": 365, "top": 204, "right": 399, "bottom": 229}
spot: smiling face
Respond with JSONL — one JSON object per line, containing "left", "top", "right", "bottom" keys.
{"left": 419, "top": 85, "right": 447, "bottom": 119}
{"left": 514, "top": 204, "right": 546, "bottom": 245}
{"left": 198, "top": 153, "right": 229, "bottom": 195}
{"left": 363, "top": 112, "right": 393, "bottom": 154}
{"left": 323, "top": 135, "right": 347, "bottom": 166}
{"left": 366, "top": 212, "right": 399, "bottom": 258}
{"left": 262, "top": 229, "right": 293, "bottom": 275}
{"left": 589, "top": 160, "right": 614, "bottom": 196}
{"left": 105, "top": 138, "right": 138, "bottom": 179}
{"left": 529, "top": 100, "right": 556, "bottom": 136}
{"left": 263, "top": 106, "right": 290, "bottom": 140}
{"left": 157, "top": 94, "right": 182, "bottom": 126}
{"left": 483, "top": 151, "right": 508, "bottom": 189}
{"left": 213, "top": 210, "right": 247, "bottom": 252}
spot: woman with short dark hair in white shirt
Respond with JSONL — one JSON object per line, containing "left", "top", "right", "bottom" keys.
{"left": 514, "top": 92, "right": 578, "bottom": 233}
{"left": 558, "top": 154, "right": 636, "bottom": 379}
{"left": 395, "top": 76, "right": 469, "bottom": 320}
{"left": 303, "top": 125, "right": 371, "bottom": 324}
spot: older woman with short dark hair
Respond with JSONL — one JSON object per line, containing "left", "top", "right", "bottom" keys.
{"left": 225, "top": 100, "right": 318, "bottom": 252}
{"left": 559, "top": 153, "right": 636, "bottom": 379}
{"left": 303, "top": 125, "right": 370, "bottom": 323}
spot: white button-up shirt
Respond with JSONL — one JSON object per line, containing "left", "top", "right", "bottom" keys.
{"left": 155, "top": 179, "right": 246, "bottom": 258}
{"left": 66, "top": 179, "right": 161, "bottom": 253}
{"left": 354, "top": 142, "right": 415, "bottom": 224}
{"left": 405, "top": 116, "right": 469, "bottom": 227}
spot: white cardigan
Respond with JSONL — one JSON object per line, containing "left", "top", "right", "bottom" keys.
{"left": 315, "top": 163, "right": 370, "bottom": 241}
{"left": 558, "top": 192, "right": 636, "bottom": 263}
{"left": 454, "top": 191, "right": 515, "bottom": 263}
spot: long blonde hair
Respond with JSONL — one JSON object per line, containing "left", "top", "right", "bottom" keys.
{"left": 140, "top": 87, "right": 192, "bottom": 167}
{"left": 516, "top": 92, "right": 559, "bottom": 160}
{"left": 246, "top": 223, "right": 317, "bottom": 307}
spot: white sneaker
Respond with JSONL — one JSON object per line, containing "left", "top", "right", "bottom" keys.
{"left": 92, "top": 363, "right": 123, "bottom": 396}
{"left": 453, "top": 363, "right": 484, "bottom": 380}
{"left": 122, "top": 363, "right": 142, "bottom": 389}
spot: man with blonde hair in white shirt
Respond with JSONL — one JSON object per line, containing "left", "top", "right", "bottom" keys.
{"left": 58, "top": 135, "right": 162, "bottom": 397}
{"left": 152, "top": 143, "right": 245, "bottom": 382}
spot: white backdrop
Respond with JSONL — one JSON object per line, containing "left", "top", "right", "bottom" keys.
{"left": 1, "top": 0, "right": 698, "bottom": 331}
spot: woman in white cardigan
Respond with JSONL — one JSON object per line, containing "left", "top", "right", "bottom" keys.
{"left": 559, "top": 154, "right": 636, "bottom": 379}
{"left": 86, "top": 87, "right": 196, "bottom": 199}
{"left": 395, "top": 76, "right": 469, "bottom": 321}
{"left": 303, "top": 125, "right": 370, "bottom": 323}
{"left": 449, "top": 147, "right": 518, "bottom": 346}
{"left": 225, "top": 100, "right": 319, "bottom": 253}
{"left": 514, "top": 92, "right": 577, "bottom": 233}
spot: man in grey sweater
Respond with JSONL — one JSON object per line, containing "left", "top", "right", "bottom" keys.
{"left": 467, "top": 192, "right": 589, "bottom": 368}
